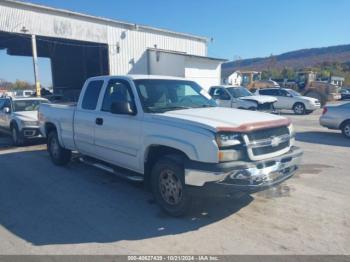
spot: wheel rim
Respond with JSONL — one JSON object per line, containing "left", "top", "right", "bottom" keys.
{"left": 344, "top": 124, "right": 350, "bottom": 137}
{"left": 159, "top": 169, "right": 183, "bottom": 205}
{"left": 50, "top": 136, "right": 60, "bottom": 158}
{"left": 295, "top": 104, "right": 304, "bottom": 114}
{"left": 12, "top": 128, "right": 17, "bottom": 143}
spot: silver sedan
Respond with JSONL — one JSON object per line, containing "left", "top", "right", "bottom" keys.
{"left": 320, "top": 102, "right": 350, "bottom": 138}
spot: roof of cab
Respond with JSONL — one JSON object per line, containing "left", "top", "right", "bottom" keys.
{"left": 10, "top": 97, "right": 49, "bottom": 101}
{"left": 88, "top": 74, "right": 189, "bottom": 81}
{"left": 210, "top": 85, "right": 245, "bottom": 88}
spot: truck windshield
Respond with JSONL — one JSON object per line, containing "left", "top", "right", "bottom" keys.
{"left": 227, "top": 87, "right": 253, "bottom": 98}
{"left": 12, "top": 100, "right": 48, "bottom": 112}
{"left": 134, "top": 79, "right": 217, "bottom": 113}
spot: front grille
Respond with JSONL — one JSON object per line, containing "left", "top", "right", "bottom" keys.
{"left": 244, "top": 126, "right": 291, "bottom": 160}
{"left": 252, "top": 141, "right": 290, "bottom": 156}
{"left": 247, "top": 126, "right": 289, "bottom": 140}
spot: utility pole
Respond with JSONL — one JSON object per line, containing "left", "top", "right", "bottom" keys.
{"left": 31, "top": 34, "right": 41, "bottom": 97}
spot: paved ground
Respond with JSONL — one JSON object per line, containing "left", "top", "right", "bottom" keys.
{"left": 0, "top": 108, "right": 349, "bottom": 255}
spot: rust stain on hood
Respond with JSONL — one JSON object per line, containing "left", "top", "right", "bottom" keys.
{"left": 216, "top": 118, "right": 291, "bottom": 133}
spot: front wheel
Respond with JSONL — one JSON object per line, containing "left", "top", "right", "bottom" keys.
{"left": 151, "top": 155, "right": 191, "bottom": 216}
{"left": 47, "top": 131, "right": 71, "bottom": 166}
{"left": 11, "top": 124, "right": 24, "bottom": 146}
{"left": 293, "top": 103, "right": 306, "bottom": 115}
{"left": 341, "top": 121, "right": 350, "bottom": 139}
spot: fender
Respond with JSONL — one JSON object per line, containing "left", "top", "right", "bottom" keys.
{"left": 45, "top": 120, "right": 66, "bottom": 148}
{"left": 141, "top": 135, "right": 200, "bottom": 171}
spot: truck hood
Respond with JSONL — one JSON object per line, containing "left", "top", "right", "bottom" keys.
{"left": 240, "top": 95, "right": 277, "bottom": 104}
{"left": 12, "top": 111, "right": 38, "bottom": 121}
{"left": 153, "top": 107, "right": 290, "bottom": 133}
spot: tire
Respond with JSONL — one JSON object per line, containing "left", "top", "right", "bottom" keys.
{"left": 151, "top": 155, "right": 191, "bottom": 216}
{"left": 11, "top": 124, "right": 24, "bottom": 146}
{"left": 305, "top": 110, "right": 314, "bottom": 115}
{"left": 47, "top": 130, "right": 71, "bottom": 166}
{"left": 341, "top": 121, "right": 350, "bottom": 139}
{"left": 293, "top": 103, "right": 306, "bottom": 115}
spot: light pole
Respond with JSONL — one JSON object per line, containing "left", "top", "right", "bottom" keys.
{"left": 31, "top": 34, "right": 41, "bottom": 97}
{"left": 21, "top": 26, "right": 41, "bottom": 97}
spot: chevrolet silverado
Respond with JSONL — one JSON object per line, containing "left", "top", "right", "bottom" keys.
{"left": 39, "top": 75, "right": 303, "bottom": 216}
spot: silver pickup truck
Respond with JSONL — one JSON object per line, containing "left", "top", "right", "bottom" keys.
{"left": 39, "top": 75, "right": 303, "bottom": 216}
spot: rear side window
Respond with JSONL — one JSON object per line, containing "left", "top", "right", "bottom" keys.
{"left": 209, "top": 88, "right": 216, "bottom": 96}
{"left": 260, "top": 89, "right": 278, "bottom": 96}
{"left": 0, "top": 99, "right": 5, "bottom": 110}
{"left": 81, "top": 80, "right": 104, "bottom": 110}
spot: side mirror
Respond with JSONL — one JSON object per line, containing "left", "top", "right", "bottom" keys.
{"left": 3, "top": 107, "right": 10, "bottom": 114}
{"left": 111, "top": 101, "right": 136, "bottom": 115}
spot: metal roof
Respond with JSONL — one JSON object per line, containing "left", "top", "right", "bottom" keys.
{"left": 2, "top": 0, "right": 208, "bottom": 42}
{"left": 148, "top": 48, "right": 227, "bottom": 62}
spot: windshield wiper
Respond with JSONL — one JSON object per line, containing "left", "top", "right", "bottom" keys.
{"left": 146, "top": 106, "right": 192, "bottom": 113}
{"left": 196, "top": 104, "right": 216, "bottom": 108}
{"left": 159, "top": 106, "right": 192, "bottom": 111}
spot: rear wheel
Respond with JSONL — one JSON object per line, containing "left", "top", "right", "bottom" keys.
{"left": 151, "top": 155, "right": 191, "bottom": 216}
{"left": 293, "top": 103, "right": 306, "bottom": 115}
{"left": 341, "top": 121, "right": 350, "bottom": 139}
{"left": 11, "top": 124, "right": 24, "bottom": 146}
{"left": 47, "top": 131, "right": 71, "bottom": 165}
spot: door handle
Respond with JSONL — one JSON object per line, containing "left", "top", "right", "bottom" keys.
{"left": 95, "top": 118, "right": 103, "bottom": 125}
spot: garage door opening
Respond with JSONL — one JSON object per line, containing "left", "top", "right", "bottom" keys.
{"left": 0, "top": 31, "right": 109, "bottom": 101}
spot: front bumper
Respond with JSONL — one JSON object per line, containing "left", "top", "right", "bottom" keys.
{"left": 21, "top": 127, "right": 42, "bottom": 138}
{"left": 184, "top": 146, "right": 303, "bottom": 195}
{"left": 305, "top": 103, "right": 321, "bottom": 111}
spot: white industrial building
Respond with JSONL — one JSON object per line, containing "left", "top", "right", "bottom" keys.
{"left": 0, "top": 0, "right": 225, "bottom": 99}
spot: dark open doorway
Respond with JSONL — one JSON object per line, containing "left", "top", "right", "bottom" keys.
{"left": 0, "top": 31, "right": 109, "bottom": 101}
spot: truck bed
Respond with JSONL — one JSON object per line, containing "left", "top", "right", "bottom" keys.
{"left": 39, "top": 103, "right": 76, "bottom": 150}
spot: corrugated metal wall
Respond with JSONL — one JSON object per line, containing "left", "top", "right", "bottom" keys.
{"left": 107, "top": 27, "right": 207, "bottom": 75}
{"left": 0, "top": 3, "right": 108, "bottom": 43}
{"left": 0, "top": 0, "right": 208, "bottom": 75}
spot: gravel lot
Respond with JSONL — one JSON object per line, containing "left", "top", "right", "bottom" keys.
{"left": 0, "top": 108, "right": 349, "bottom": 255}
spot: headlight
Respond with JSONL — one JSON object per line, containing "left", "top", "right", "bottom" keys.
{"left": 288, "top": 124, "right": 295, "bottom": 146}
{"left": 288, "top": 124, "right": 295, "bottom": 138}
{"left": 215, "top": 132, "right": 241, "bottom": 148}
{"left": 21, "top": 120, "right": 39, "bottom": 126}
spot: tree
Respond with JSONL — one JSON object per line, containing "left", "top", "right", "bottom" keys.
{"left": 11, "top": 79, "right": 33, "bottom": 90}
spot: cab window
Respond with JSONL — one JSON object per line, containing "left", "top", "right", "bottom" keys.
{"left": 101, "top": 79, "right": 134, "bottom": 112}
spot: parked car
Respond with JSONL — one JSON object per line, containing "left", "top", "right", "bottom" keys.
{"left": 0, "top": 97, "right": 49, "bottom": 145}
{"left": 319, "top": 102, "right": 350, "bottom": 138}
{"left": 209, "top": 85, "right": 277, "bottom": 112}
{"left": 340, "top": 88, "right": 350, "bottom": 100}
{"left": 256, "top": 88, "right": 321, "bottom": 115}
{"left": 15, "top": 89, "right": 35, "bottom": 97}
{"left": 39, "top": 75, "right": 303, "bottom": 216}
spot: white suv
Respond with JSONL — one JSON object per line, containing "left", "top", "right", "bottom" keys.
{"left": 256, "top": 88, "right": 321, "bottom": 115}
{"left": 0, "top": 97, "right": 49, "bottom": 145}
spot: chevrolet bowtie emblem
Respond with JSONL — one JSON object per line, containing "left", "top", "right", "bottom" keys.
{"left": 271, "top": 136, "right": 282, "bottom": 147}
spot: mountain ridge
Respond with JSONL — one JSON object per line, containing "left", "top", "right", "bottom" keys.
{"left": 222, "top": 44, "right": 350, "bottom": 77}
